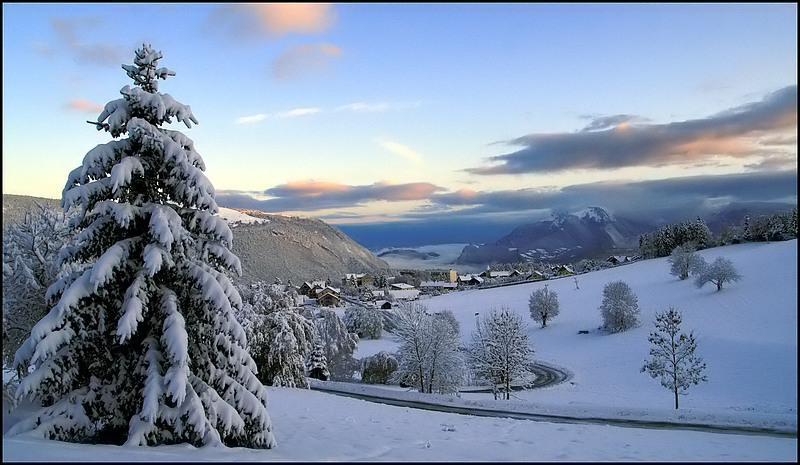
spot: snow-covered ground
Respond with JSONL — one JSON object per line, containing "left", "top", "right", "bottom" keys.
{"left": 3, "top": 240, "right": 797, "bottom": 461}
{"left": 217, "top": 206, "right": 269, "bottom": 226}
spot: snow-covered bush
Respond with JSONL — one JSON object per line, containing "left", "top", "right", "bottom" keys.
{"left": 361, "top": 351, "right": 399, "bottom": 384}
{"left": 9, "top": 45, "right": 275, "bottom": 448}
{"left": 599, "top": 280, "right": 640, "bottom": 333}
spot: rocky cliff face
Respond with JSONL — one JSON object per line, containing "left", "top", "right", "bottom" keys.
{"left": 3, "top": 195, "right": 392, "bottom": 285}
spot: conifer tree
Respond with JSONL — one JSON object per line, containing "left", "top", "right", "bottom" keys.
{"left": 306, "top": 343, "right": 330, "bottom": 381}
{"left": 642, "top": 307, "right": 707, "bottom": 409}
{"left": 10, "top": 44, "right": 276, "bottom": 448}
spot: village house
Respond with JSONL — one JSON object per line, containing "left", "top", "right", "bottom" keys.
{"left": 457, "top": 274, "right": 484, "bottom": 286}
{"left": 298, "top": 280, "right": 327, "bottom": 297}
{"left": 387, "top": 288, "right": 420, "bottom": 301}
{"left": 551, "top": 264, "right": 575, "bottom": 276}
{"left": 479, "top": 269, "right": 521, "bottom": 280}
{"left": 314, "top": 286, "right": 342, "bottom": 307}
{"left": 342, "top": 273, "right": 374, "bottom": 287}
{"left": 606, "top": 255, "right": 630, "bottom": 265}
{"left": 526, "top": 270, "right": 546, "bottom": 281}
{"left": 419, "top": 281, "right": 458, "bottom": 293}
{"left": 390, "top": 282, "right": 415, "bottom": 291}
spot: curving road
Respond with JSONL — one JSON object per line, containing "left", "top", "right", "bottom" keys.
{"left": 456, "top": 361, "right": 570, "bottom": 394}
{"left": 309, "top": 362, "right": 796, "bottom": 439}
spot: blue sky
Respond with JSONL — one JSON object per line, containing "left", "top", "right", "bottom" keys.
{"left": 2, "top": 3, "right": 797, "bottom": 228}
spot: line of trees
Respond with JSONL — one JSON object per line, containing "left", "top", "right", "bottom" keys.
{"left": 640, "top": 209, "right": 797, "bottom": 259}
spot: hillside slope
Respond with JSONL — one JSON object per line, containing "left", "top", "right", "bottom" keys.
{"left": 2, "top": 194, "right": 392, "bottom": 285}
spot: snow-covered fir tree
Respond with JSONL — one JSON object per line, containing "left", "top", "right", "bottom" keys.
{"left": 468, "top": 306, "right": 534, "bottom": 400}
{"left": 528, "top": 284, "right": 560, "bottom": 328}
{"left": 2, "top": 203, "right": 77, "bottom": 367}
{"left": 306, "top": 343, "right": 330, "bottom": 381}
{"left": 9, "top": 45, "right": 276, "bottom": 448}
{"left": 599, "top": 280, "right": 640, "bottom": 333}
{"left": 641, "top": 306, "right": 708, "bottom": 409}
{"left": 236, "top": 281, "right": 318, "bottom": 388}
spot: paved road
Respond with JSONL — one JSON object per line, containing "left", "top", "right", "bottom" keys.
{"left": 309, "top": 363, "right": 796, "bottom": 439}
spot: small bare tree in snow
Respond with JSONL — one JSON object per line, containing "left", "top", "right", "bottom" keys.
{"left": 528, "top": 284, "right": 560, "bottom": 328}
{"left": 642, "top": 307, "right": 707, "bottom": 409}
{"left": 693, "top": 256, "right": 743, "bottom": 291}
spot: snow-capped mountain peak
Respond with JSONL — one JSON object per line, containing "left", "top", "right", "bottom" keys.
{"left": 577, "top": 206, "right": 615, "bottom": 224}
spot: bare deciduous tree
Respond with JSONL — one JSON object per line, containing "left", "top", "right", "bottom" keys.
{"left": 642, "top": 307, "right": 708, "bottom": 409}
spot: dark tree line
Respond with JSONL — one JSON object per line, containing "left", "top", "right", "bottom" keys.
{"left": 639, "top": 209, "right": 797, "bottom": 259}
{"left": 639, "top": 217, "right": 713, "bottom": 259}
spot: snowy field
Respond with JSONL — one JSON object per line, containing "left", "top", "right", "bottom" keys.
{"left": 3, "top": 239, "right": 797, "bottom": 461}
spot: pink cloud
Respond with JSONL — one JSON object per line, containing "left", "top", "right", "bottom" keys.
{"left": 66, "top": 98, "right": 104, "bottom": 114}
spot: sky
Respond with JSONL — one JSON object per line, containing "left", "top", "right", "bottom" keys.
{"left": 4, "top": 238, "right": 797, "bottom": 461}
{"left": 2, "top": 3, "right": 797, "bottom": 229}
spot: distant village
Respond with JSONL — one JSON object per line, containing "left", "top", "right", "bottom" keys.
{"left": 283, "top": 254, "right": 639, "bottom": 309}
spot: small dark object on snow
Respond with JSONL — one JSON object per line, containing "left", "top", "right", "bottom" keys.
{"left": 578, "top": 330, "right": 589, "bottom": 334}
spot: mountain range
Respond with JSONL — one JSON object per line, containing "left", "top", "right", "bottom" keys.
{"left": 455, "top": 206, "right": 649, "bottom": 266}
{"left": 2, "top": 194, "right": 392, "bottom": 285}
{"left": 4, "top": 194, "right": 795, "bottom": 275}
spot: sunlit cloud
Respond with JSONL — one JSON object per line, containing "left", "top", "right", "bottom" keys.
{"left": 378, "top": 139, "right": 424, "bottom": 165}
{"left": 272, "top": 43, "right": 342, "bottom": 80}
{"left": 579, "top": 114, "right": 650, "bottom": 132}
{"left": 218, "top": 180, "right": 446, "bottom": 212}
{"left": 217, "top": 170, "right": 797, "bottom": 227}
{"left": 66, "top": 98, "right": 104, "bottom": 114}
{"left": 208, "top": 3, "right": 336, "bottom": 40}
{"left": 468, "top": 85, "right": 797, "bottom": 175}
